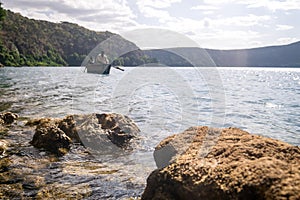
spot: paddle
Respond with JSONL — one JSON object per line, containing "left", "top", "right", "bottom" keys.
{"left": 112, "top": 65, "right": 125, "bottom": 71}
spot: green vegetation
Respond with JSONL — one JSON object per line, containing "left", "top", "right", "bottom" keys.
{"left": 0, "top": 3, "right": 5, "bottom": 22}
{"left": 0, "top": 9, "right": 153, "bottom": 67}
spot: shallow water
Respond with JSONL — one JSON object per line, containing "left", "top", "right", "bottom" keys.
{"left": 0, "top": 66, "right": 299, "bottom": 199}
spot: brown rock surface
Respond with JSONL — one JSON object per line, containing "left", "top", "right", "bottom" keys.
{"left": 30, "top": 121, "right": 72, "bottom": 156}
{"left": 142, "top": 126, "right": 300, "bottom": 200}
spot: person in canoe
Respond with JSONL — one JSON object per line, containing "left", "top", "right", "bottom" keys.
{"left": 96, "top": 51, "right": 109, "bottom": 65}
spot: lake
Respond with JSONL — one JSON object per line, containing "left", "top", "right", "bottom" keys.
{"left": 0, "top": 66, "right": 299, "bottom": 199}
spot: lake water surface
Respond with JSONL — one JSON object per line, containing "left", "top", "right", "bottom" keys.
{"left": 0, "top": 66, "right": 299, "bottom": 199}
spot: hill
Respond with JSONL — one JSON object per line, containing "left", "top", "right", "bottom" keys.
{"left": 0, "top": 9, "right": 149, "bottom": 66}
{"left": 144, "top": 42, "right": 300, "bottom": 67}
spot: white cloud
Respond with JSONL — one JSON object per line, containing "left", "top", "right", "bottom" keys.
{"left": 136, "top": 0, "right": 181, "bottom": 9}
{"left": 203, "top": 0, "right": 300, "bottom": 11}
{"left": 136, "top": 4, "right": 172, "bottom": 21}
{"left": 2, "top": 0, "right": 137, "bottom": 32}
{"left": 191, "top": 5, "right": 219, "bottom": 10}
{"left": 135, "top": 0, "right": 183, "bottom": 25}
{"left": 276, "top": 24, "right": 294, "bottom": 31}
{"left": 212, "top": 14, "right": 271, "bottom": 27}
{"left": 246, "top": 0, "right": 300, "bottom": 11}
{"left": 203, "top": 0, "right": 238, "bottom": 5}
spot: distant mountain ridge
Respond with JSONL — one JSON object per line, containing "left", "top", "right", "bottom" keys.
{"left": 144, "top": 41, "right": 300, "bottom": 67}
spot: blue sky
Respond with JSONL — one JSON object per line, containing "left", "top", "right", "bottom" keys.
{"left": 2, "top": 0, "right": 300, "bottom": 49}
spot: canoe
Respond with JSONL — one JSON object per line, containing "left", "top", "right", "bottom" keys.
{"left": 85, "top": 64, "right": 111, "bottom": 74}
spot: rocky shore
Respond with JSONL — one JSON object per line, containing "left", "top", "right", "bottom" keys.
{"left": 0, "top": 112, "right": 142, "bottom": 199}
{"left": 142, "top": 126, "right": 300, "bottom": 200}
{"left": 1, "top": 112, "right": 300, "bottom": 199}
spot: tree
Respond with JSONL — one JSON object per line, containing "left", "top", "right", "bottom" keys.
{"left": 0, "top": 2, "right": 6, "bottom": 22}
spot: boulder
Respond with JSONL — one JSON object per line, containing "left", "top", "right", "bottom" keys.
{"left": 30, "top": 113, "right": 140, "bottom": 155}
{"left": 142, "top": 126, "right": 300, "bottom": 200}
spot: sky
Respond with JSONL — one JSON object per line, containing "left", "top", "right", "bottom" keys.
{"left": 2, "top": 0, "right": 300, "bottom": 49}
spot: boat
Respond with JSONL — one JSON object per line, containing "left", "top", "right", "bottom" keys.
{"left": 85, "top": 51, "right": 111, "bottom": 74}
{"left": 85, "top": 64, "right": 111, "bottom": 74}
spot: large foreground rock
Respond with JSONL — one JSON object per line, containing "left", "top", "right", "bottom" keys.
{"left": 29, "top": 113, "right": 140, "bottom": 155}
{"left": 142, "top": 126, "right": 300, "bottom": 200}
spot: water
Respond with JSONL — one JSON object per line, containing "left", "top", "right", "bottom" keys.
{"left": 0, "top": 66, "right": 300, "bottom": 199}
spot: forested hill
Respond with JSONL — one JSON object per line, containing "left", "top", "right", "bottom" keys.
{"left": 144, "top": 41, "right": 300, "bottom": 67}
{"left": 0, "top": 9, "right": 149, "bottom": 66}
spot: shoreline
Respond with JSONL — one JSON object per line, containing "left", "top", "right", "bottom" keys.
{"left": 1, "top": 111, "right": 299, "bottom": 199}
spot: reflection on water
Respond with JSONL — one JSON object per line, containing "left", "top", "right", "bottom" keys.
{"left": 0, "top": 66, "right": 300, "bottom": 198}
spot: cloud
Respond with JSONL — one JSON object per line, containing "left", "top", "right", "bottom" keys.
{"left": 136, "top": 0, "right": 181, "bottom": 22}
{"left": 211, "top": 14, "right": 271, "bottom": 27}
{"left": 136, "top": 4, "right": 172, "bottom": 22}
{"left": 191, "top": 5, "right": 219, "bottom": 11}
{"left": 276, "top": 24, "right": 294, "bottom": 31}
{"left": 245, "top": 0, "right": 300, "bottom": 11}
{"left": 136, "top": 0, "right": 181, "bottom": 9}
{"left": 203, "top": 0, "right": 300, "bottom": 11}
{"left": 2, "top": 0, "right": 136, "bottom": 31}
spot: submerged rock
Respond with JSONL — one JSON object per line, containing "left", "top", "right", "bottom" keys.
{"left": 0, "top": 112, "right": 19, "bottom": 125}
{"left": 142, "top": 126, "right": 300, "bottom": 200}
{"left": 95, "top": 113, "right": 140, "bottom": 147}
{"left": 29, "top": 113, "right": 140, "bottom": 156}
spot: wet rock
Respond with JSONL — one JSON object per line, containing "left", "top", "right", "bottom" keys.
{"left": 142, "top": 126, "right": 300, "bottom": 200}
{"left": 0, "top": 139, "right": 8, "bottom": 157}
{"left": 58, "top": 115, "right": 80, "bottom": 143}
{"left": 36, "top": 183, "right": 92, "bottom": 199}
{"left": 73, "top": 113, "right": 140, "bottom": 155}
{"left": 0, "top": 112, "right": 19, "bottom": 125}
{"left": 95, "top": 113, "right": 140, "bottom": 147}
{"left": 31, "top": 122, "right": 72, "bottom": 156}
{"left": 30, "top": 113, "right": 140, "bottom": 155}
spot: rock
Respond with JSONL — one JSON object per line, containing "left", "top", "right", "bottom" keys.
{"left": 30, "top": 121, "right": 72, "bottom": 156}
{"left": 0, "top": 112, "right": 19, "bottom": 125}
{"left": 58, "top": 115, "right": 80, "bottom": 143}
{"left": 72, "top": 113, "right": 140, "bottom": 155}
{"left": 30, "top": 113, "right": 140, "bottom": 156}
{"left": 0, "top": 139, "right": 8, "bottom": 157}
{"left": 95, "top": 113, "right": 140, "bottom": 147}
{"left": 142, "top": 126, "right": 300, "bottom": 200}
